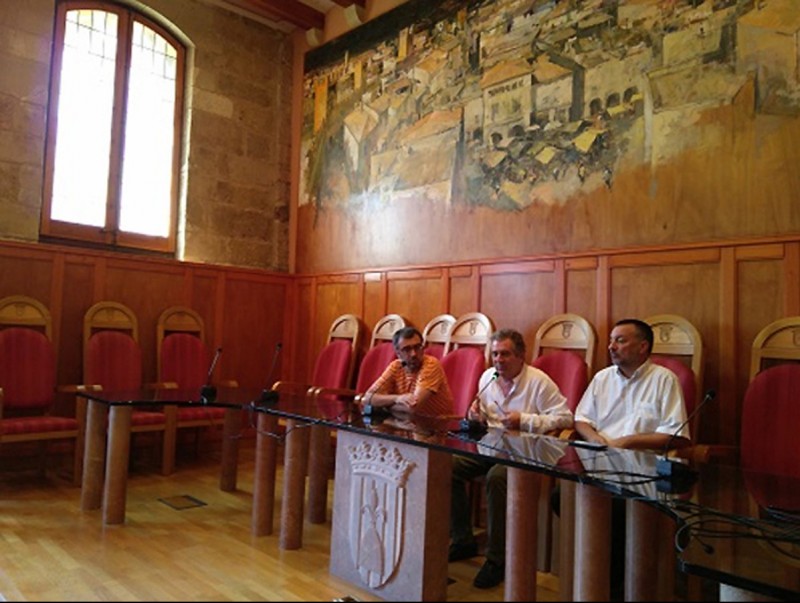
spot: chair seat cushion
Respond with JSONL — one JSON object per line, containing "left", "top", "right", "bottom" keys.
{"left": 177, "top": 406, "right": 226, "bottom": 422}
{"left": 1, "top": 415, "right": 78, "bottom": 436}
{"left": 131, "top": 411, "right": 166, "bottom": 426}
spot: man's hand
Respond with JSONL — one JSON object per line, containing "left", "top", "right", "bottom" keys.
{"left": 500, "top": 411, "right": 521, "bottom": 430}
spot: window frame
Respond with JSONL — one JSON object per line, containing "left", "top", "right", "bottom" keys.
{"left": 42, "top": 0, "right": 186, "bottom": 254}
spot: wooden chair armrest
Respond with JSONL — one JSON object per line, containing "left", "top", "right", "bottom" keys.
{"left": 57, "top": 384, "right": 103, "bottom": 394}
{"left": 217, "top": 379, "right": 238, "bottom": 388}
{"left": 144, "top": 381, "right": 179, "bottom": 390}
{"left": 310, "top": 386, "right": 359, "bottom": 401}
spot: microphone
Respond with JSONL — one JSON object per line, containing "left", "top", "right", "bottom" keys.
{"left": 459, "top": 371, "right": 499, "bottom": 435}
{"left": 200, "top": 347, "right": 222, "bottom": 403}
{"left": 656, "top": 389, "right": 716, "bottom": 490}
{"left": 259, "top": 342, "right": 283, "bottom": 404}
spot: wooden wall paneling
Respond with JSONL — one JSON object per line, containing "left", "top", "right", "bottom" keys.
{"left": 718, "top": 248, "right": 738, "bottom": 448}
{"left": 189, "top": 271, "right": 221, "bottom": 350}
{"left": 734, "top": 254, "right": 785, "bottom": 446}
{"left": 314, "top": 276, "right": 363, "bottom": 383}
{"left": 221, "top": 276, "right": 288, "bottom": 389}
{"left": 565, "top": 258, "right": 599, "bottom": 374}
{"left": 385, "top": 268, "right": 443, "bottom": 330}
{"left": 449, "top": 266, "right": 477, "bottom": 318}
{"left": 363, "top": 272, "right": 386, "bottom": 330}
{"left": 595, "top": 256, "right": 612, "bottom": 372}
{"left": 784, "top": 242, "right": 800, "bottom": 316}
{"left": 0, "top": 246, "right": 54, "bottom": 309}
{"left": 480, "top": 261, "right": 556, "bottom": 351}
{"left": 59, "top": 258, "right": 96, "bottom": 404}
{"left": 104, "top": 260, "right": 189, "bottom": 382}
{"left": 293, "top": 279, "right": 315, "bottom": 383}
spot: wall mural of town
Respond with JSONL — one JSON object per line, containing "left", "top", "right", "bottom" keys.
{"left": 299, "top": 0, "right": 796, "bottom": 217}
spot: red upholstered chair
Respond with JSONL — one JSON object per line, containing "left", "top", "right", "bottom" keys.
{"left": 531, "top": 352, "right": 588, "bottom": 415}
{"left": 422, "top": 313, "right": 455, "bottom": 361}
{"left": 0, "top": 295, "right": 84, "bottom": 484}
{"left": 83, "top": 301, "right": 169, "bottom": 474}
{"left": 743, "top": 317, "right": 800, "bottom": 509}
{"left": 440, "top": 346, "right": 486, "bottom": 419}
{"left": 645, "top": 314, "right": 704, "bottom": 443}
{"left": 444, "top": 312, "right": 495, "bottom": 367}
{"left": 274, "top": 313, "right": 365, "bottom": 524}
{"left": 157, "top": 306, "right": 236, "bottom": 475}
{"left": 530, "top": 313, "right": 596, "bottom": 576}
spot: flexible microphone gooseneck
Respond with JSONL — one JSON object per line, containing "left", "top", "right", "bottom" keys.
{"left": 259, "top": 342, "right": 283, "bottom": 404}
{"left": 200, "top": 347, "right": 223, "bottom": 403}
{"left": 459, "top": 371, "right": 499, "bottom": 435}
{"left": 656, "top": 389, "right": 716, "bottom": 490}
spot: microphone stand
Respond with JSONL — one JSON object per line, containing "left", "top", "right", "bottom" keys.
{"left": 259, "top": 342, "right": 283, "bottom": 404}
{"left": 200, "top": 347, "right": 223, "bottom": 403}
{"left": 459, "top": 371, "right": 499, "bottom": 435}
{"left": 656, "top": 389, "right": 716, "bottom": 492}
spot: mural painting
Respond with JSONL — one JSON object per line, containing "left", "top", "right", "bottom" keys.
{"left": 300, "top": 0, "right": 798, "bottom": 215}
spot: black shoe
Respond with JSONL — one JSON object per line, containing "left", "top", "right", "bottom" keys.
{"left": 473, "top": 559, "right": 504, "bottom": 589}
{"left": 448, "top": 541, "right": 478, "bottom": 562}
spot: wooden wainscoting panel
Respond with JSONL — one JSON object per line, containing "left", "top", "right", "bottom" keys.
{"left": 363, "top": 276, "right": 386, "bottom": 330}
{"left": 481, "top": 270, "right": 555, "bottom": 347}
{"left": 222, "top": 277, "right": 289, "bottom": 388}
{"left": 386, "top": 274, "right": 443, "bottom": 330}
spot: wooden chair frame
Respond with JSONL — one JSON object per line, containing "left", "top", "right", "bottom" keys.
{"left": 443, "top": 312, "right": 495, "bottom": 367}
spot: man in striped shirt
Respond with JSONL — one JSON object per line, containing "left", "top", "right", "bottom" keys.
{"left": 362, "top": 326, "right": 454, "bottom": 417}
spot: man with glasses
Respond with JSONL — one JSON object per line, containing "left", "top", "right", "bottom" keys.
{"left": 362, "top": 326, "right": 454, "bottom": 417}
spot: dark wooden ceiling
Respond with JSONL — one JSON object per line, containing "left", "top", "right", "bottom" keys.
{"left": 220, "top": 0, "right": 366, "bottom": 31}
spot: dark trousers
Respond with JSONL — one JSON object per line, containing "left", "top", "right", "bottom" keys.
{"left": 450, "top": 455, "right": 507, "bottom": 566}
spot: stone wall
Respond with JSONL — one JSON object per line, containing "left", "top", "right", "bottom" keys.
{"left": 0, "top": 0, "right": 292, "bottom": 271}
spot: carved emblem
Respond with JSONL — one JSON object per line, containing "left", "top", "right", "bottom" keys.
{"left": 560, "top": 322, "right": 574, "bottom": 339}
{"left": 659, "top": 325, "right": 674, "bottom": 343}
{"left": 346, "top": 441, "right": 415, "bottom": 589}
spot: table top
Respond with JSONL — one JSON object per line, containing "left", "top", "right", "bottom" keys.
{"left": 81, "top": 385, "right": 800, "bottom": 599}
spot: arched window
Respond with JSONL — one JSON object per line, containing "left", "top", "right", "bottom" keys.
{"left": 42, "top": 2, "right": 185, "bottom": 254}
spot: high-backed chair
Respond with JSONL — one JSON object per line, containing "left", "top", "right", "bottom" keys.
{"left": 440, "top": 346, "right": 486, "bottom": 419}
{"left": 273, "top": 313, "right": 365, "bottom": 526}
{"left": 530, "top": 313, "right": 596, "bottom": 575}
{"left": 0, "top": 295, "right": 84, "bottom": 484}
{"left": 156, "top": 306, "right": 236, "bottom": 475}
{"left": 743, "top": 316, "right": 800, "bottom": 495}
{"left": 443, "top": 312, "right": 495, "bottom": 367}
{"left": 422, "top": 313, "right": 456, "bottom": 360}
{"left": 313, "top": 313, "right": 408, "bottom": 401}
{"left": 645, "top": 314, "right": 703, "bottom": 441}
{"left": 531, "top": 313, "right": 596, "bottom": 414}
{"left": 83, "top": 301, "right": 170, "bottom": 474}
{"left": 738, "top": 319, "right": 800, "bottom": 598}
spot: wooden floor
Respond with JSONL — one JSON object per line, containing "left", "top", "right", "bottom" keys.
{"left": 0, "top": 441, "right": 562, "bottom": 602}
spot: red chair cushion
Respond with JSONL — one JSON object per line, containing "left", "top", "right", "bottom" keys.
{"left": 355, "top": 342, "right": 397, "bottom": 393}
{"left": 1, "top": 415, "right": 78, "bottom": 436}
{"left": 531, "top": 350, "right": 588, "bottom": 412}
{"left": 0, "top": 327, "right": 56, "bottom": 410}
{"left": 441, "top": 347, "right": 485, "bottom": 417}
{"left": 86, "top": 331, "right": 142, "bottom": 390}
{"left": 312, "top": 339, "right": 353, "bottom": 389}
{"left": 161, "top": 333, "right": 211, "bottom": 390}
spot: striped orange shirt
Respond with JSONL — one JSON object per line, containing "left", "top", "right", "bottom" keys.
{"left": 365, "top": 355, "right": 454, "bottom": 417}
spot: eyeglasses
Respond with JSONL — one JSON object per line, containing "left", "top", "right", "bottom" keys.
{"left": 398, "top": 343, "right": 424, "bottom": 354}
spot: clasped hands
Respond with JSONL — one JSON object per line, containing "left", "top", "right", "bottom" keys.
{"left": 466, "top": 400, "right": 521, "bottom": 430}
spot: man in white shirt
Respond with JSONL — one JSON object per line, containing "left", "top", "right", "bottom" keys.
{"left": 572, "top": 318, "right": 688, "bottom": 599}
{"left": 448, "top": 328, "right": 573, "bottom": 589}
